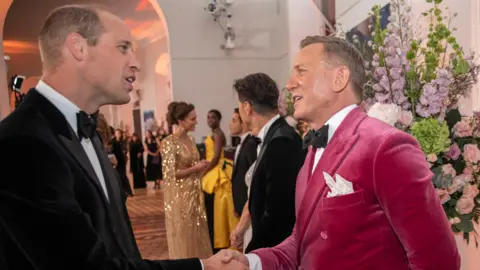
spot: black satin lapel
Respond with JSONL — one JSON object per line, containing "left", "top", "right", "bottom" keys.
{"left": 92, "top": 135, "right": 123, "bottom": 206}
{"left": 251, "top": 118, "right": 283, "bottom": 176}
{"left": 90, "top": 135, "right": 132, "bottom": 257}
{"left": 58, "top": 130, "right": 105, "bottom": 197}
{"left": 232, "top": 136, "right": 249, "bottom": 179}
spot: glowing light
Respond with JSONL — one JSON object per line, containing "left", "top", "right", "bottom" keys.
{"left": 136, "top": 0, "right": 153, "bottom": 11}
{"left": 155, "top": 53, "right": 170, "bottom": 76}
{"left": 2, "top": 40, "right": 38, "bottom": 54}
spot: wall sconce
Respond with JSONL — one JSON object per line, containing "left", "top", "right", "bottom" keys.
{"left": 205, "top": 0, "right": 235, "bottom": 50}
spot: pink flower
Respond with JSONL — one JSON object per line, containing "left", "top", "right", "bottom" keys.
{"left": 462, "top": 184, "right": 480, "bottom": 199}
{"left": 453, "top": 120, "right": 474, "bottom": 138}
{"left": 455, "top": 196, "right": 475, "bottom": 214}
{"left": 426, "top": 154, "right": 438, "bottom": 163}
{"left": 398, "top": 110, "right": 413, "bottom": 126}
{"left": 437, "top": 189, "right": 451, "bottom": 204}
{"left": 445, "top": 143, "right": 461, "bottom": 160}
{"left": 464, "top": 166, "right": 474, "bottom": 176}
{"left": 441, "top": 164, "right": 456, "bottom": 178}
{"left": 463, "top": 144, "right": 480, "bottom": 164}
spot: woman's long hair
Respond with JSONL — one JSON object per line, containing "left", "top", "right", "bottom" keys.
{"left": 96, "top": 113, "right": 112, "bottom": 147}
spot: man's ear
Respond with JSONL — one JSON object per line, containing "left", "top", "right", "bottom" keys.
{"left": 332, "top": 66, "right": 350, "bottom": 93}
{"left": 65, "top": 33, "right": 87, "bottom": 61}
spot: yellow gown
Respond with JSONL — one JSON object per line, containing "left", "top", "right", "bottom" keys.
{"left": 161, "top": 135, "right": 213, "bottom": 259}
{"left": 201, "top": 135, "right": 239, "bottom": 249}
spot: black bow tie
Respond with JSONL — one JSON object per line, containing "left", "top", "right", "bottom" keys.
{"left": 253, "top": 136, "right": 262, "bottom": 146}
{"left": 303, "top": 125, "right": 329, "bottom": 149}
{"left": 77, "top": 111, "right": 98, "bottom": 140}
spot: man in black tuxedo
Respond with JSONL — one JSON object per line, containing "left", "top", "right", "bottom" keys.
{"left": 233, "top": 73, "right": 305, "bottom": 254}
{"left": 0, "top": 5, "right": 245, "bottom": 270}
{"left": 229, "top": 108, "right": 257, "bottom": 218}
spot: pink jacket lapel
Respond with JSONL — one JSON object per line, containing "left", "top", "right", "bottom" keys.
{"left": 295, "top": 108, "right": 366, "bottom": 257}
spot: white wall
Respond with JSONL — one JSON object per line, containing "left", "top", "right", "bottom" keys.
{"left": 157, "top": 0, "right": 290, "bottom": 142}
{"left": 287, "top": 0, "right": 324, "bottom": 68}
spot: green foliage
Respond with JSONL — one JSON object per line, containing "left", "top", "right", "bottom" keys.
{"left": 411, "top": 118, "right": 451, "bottom": 154}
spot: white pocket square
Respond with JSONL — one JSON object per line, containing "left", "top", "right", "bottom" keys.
{"left": 323, "top": 172, "right": 354, "bottom": 198}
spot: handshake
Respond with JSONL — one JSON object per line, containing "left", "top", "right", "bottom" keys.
{"left": 201, "top": 249, "right": 250, "bottom": 270}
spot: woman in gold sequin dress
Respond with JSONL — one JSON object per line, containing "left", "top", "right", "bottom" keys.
{"left": 160, "top": 101, "right": 213, "bottom": 259}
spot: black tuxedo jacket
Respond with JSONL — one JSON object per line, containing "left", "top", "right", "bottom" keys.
{"left": 245, "top": 117, "right": 305, "bottom": 253}
{"left": 231, "top": 134, "right": 257, "bottom": 216}
{"left": 0, "top": 90, "right": 201, "bottom": 270}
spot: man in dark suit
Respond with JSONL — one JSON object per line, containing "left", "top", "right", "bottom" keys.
{"left": 0, "top": 5, "right": 245, "bottom": 270}
{"left": 233, "top": 73, "right": 305, "bottom": 253}
{"left": 229, "top": 108, "right": 257, "bottom": 217}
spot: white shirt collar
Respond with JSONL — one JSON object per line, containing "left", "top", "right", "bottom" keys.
{"left": 325, "top": 104, "right": 358, "bottom": 142}
{"left": 35, "top": 80, "right": 81, "bottom": 133}
{"left": 257, "top": 114, "right": 281, "bottom": 141}
{"left": 239, "top": 132, "right": 250, "bottom": 143}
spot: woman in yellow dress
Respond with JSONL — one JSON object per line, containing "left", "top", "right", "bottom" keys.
{"left": 161, "top": 101, "right": 213, "bottom": 259}
{"left": 202, "top": 109, "right": 239, "bottom": 251}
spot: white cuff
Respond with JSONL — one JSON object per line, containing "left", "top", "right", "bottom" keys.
{"left": 199, "top": 259, "right": 204, "bottom": 270}
{"left": 246, "top": 254, "right": 263, "bottom": 270}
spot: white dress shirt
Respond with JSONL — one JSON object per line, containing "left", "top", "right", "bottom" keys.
{"left": 234, "top": 132, "right": 251, "bottom": 164}
{"left": 35, "top": 80, "right": 110, "bottom": 201}
{"left": 255, "top": 114, "right": 281, "bottom": 155}
{"left": 245, "top": 105, "right": 357, "bottom": 270}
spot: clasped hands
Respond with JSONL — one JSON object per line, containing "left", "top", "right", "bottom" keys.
{"left": 202, "top": 249, "right": 249, "bottom": 270}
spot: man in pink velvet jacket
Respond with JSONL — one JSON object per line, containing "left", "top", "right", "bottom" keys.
{"left": 221, "top": 36, "right": 460, "bottom": 269}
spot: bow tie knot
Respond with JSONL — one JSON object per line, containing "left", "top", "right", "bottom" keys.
{"left": 303, "top": 124, "right": 329, "bottom": 149}
{"left": 77, "top": 111, "right": 98, "bottom": 140}
{"left": 253, "top": 136, "right": 262, "bottom": 146}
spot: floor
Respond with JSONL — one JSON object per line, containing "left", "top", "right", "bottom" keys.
{"left": 126, "top": 185, "right": 169, "bottom": 260}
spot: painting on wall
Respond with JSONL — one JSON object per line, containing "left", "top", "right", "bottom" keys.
{"left": 345, "top": 3, "right": 391, "bottom": 60}
{"left": 143, "top": 110, "right": 159, "bottom": 132}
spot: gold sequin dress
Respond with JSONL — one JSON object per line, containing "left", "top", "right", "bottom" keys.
{"left": 161, "top": 135, "right": 213, "bottom": 259}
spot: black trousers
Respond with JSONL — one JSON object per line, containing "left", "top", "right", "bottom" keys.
{"left": 204, "top": 192, "right": 223, "bottom": 253}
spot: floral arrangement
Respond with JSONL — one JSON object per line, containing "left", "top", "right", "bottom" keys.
{"left": 278, "top": 89, "right": 299, "bottom": 129}
{"left": 349, "top": 0, "right": 480, "bottom": 244}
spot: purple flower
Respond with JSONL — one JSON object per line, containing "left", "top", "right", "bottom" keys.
{"left": 445, "top": 143, "right": 461, "bottom": 160}
{"left": 415, "top": 69, "right": 453, "bottom": 117}
{"left": 389, "top": 67, "right": 403, "bottom": 80}
{"left": 391, "top": 78, "right": 406, "bottom": 91}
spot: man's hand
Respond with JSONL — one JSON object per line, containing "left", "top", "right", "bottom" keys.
{"left": 230, "top": 227, "right": 244, "bottom": 249}
{"left": 220, "top": 249, "right": 249, "bottom": 266}
{"left": 202, "top": 249, "right": 249, "bottom": 270}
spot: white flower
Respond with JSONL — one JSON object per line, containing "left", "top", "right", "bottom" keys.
{"left": 367, "top": 102, "right": 402, "bottom": 126}
{"left": 284, "top": 116, "right": 297, "bottom": 128}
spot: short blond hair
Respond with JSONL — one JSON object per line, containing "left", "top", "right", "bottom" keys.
{"left": 38, "top": 4, "right": 105, "bottom": 69}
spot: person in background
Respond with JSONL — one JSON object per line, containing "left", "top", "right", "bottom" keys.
{"left": 229, "top": 108, "right": 258, "bottom": 252}
{"left": 144, "top": 129, "right": 162, "bottom": 189}
{"left": 129, "top": 133, "right": 146, "bottom": 189}
{"left": 96, "top": 113, "right": 117, "bottom": 167}
{"left": 161, "top": 101, "right": 213, "bottom": 259}
{"left": 297, "top": 121, "right": 310, "bottom": 139}
{"left": 202, "top": 109, "right": 238, "bottom": 253}
{"left": 231, "top": 73, "right": 305, "bottom": 253}
{"left": 112, "top": 129, "right": 133, "bottom": 197}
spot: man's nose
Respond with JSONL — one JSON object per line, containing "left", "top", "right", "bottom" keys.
{"left": 285, "top": 76, "right": 298, "bottom": 92}
{"left": 130, "top": 55, "right": 141, "bottom": 72}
